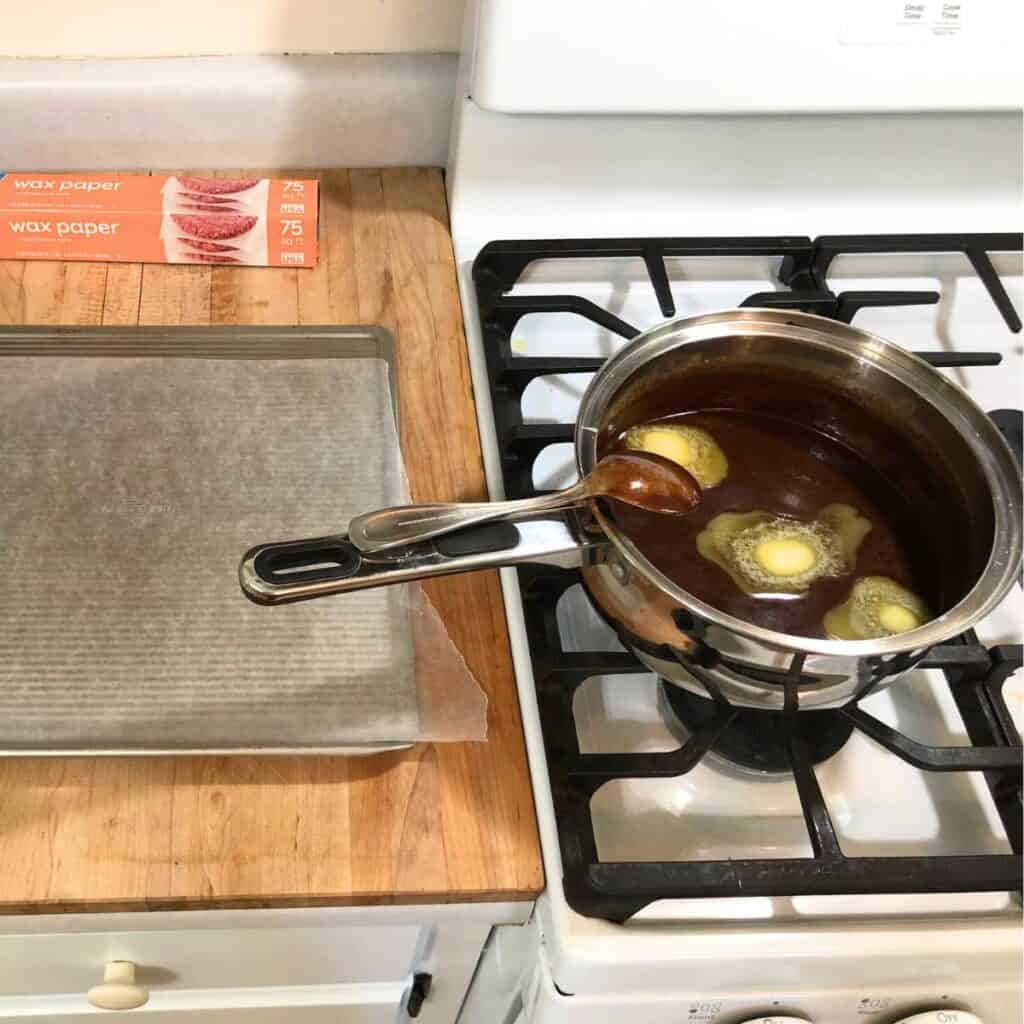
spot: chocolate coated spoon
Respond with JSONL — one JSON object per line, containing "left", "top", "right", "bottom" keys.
{"left": 348, "top": 451, "right": 702, "bottom": 554}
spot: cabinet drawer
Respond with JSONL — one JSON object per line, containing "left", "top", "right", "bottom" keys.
{"left": 0, "top": 909, "right": 500, "bottom": 1023}
{"left": 5, "top": 1013, "right": 394, "bottom": 1023}
{"left": 0, "top": 925, "right": 421, "bottom": 999}
{"left": 1, "top": 983, "right": 403, "bottom": 1022}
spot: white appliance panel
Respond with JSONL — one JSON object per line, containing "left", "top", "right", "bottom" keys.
{"left": 523, "top": 942, "right": 1020, "bottom": 1023}
{"left": 448, "top": 102, "right": 1022, "bottom": 262}
{"left": 461, "top": 914, "right": 1021, "bottom": 1022}
{"left": 471, "top": 0, "right": 1022, "bottom": 114}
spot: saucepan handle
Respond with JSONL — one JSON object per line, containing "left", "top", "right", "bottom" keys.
{"left": 239, "top": 513, "right": 602, "bottom": 605}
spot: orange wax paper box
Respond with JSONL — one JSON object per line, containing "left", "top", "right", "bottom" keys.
{"left": 0, "top": 173, "right": 318, "bottom": 268}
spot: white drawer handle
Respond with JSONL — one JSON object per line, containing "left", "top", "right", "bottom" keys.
{"left": 87, "top": 961, "right": 150, "bottom": 1011}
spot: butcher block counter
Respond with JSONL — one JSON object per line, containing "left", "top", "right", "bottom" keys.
{"left": 0, "top": 168, "right": 544, "bottom": 915}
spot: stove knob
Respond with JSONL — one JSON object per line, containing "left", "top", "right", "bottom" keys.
{"left": 893, "top": 1013, "right": 983, "bottom": 1024}
{"left": 736, "top": 1018, "right": 811, "bottom": 1024}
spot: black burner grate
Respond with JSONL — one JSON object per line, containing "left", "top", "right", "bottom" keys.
{"left": 473, "top": 233, "right": 1024, "bottom": 921}
{"left": 523, "top": 566, "right": 1021, "bottom": 922}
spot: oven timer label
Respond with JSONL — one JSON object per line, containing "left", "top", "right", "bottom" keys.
{"left": 857, "top": 995, "right": 894, "bottom": 1015}
{"left": 840, "top": 0, "right": 966, "bottom": 44}
{"left": 684, "top": 1001, "right": 723, "bottom": 1022}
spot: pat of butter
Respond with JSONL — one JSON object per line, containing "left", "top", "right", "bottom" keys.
{"left": 624, "top": 422, "right": 727, "bottom": 489}
{"left": 754, "top": 538, "right": 817, "bottom": 578}
{"left": 877, "top": 603, "right": 921, "bottom": 633}
{"left": 637, "top": 428, "right": 692, "bottom": 467}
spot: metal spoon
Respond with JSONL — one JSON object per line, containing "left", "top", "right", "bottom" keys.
{"left": 348, "top": 451, "right": 702, "bottom": 554}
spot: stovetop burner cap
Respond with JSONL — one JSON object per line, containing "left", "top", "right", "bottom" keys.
{"left": 658, "top": 680, "right": 856, "bottom": 774}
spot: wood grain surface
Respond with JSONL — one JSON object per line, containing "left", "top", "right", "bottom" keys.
{"left": 0, "top": 169, "right": 544, "bottom": 913}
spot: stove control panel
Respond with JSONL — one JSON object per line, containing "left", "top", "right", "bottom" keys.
{"left": 734, "top": 1011, "right": 983, "bottom": 1024}
{"left": 893, "top": 1014, "right": 982, "bottom": 1024}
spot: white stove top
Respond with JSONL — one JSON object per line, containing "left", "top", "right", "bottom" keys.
{"left": 468, "top": 246, "right": 1023, "bottom": 1011}
{"left": 448, "top": 94, "right": 1022, "bottom": 1019}
{"left": 491, "top": 240, "right": 1021, "bottom": 865}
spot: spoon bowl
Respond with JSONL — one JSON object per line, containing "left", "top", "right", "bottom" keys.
{"left": 586, "top": 451, "right": 702, "bottom": 516}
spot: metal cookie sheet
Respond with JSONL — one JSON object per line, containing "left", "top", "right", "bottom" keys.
{"left": 0, "top": 326, "right": 481, "bottom": 754}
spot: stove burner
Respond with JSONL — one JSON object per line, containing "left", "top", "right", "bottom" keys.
{"left": 658, "top": 682, "right": 855, "bottom": 774}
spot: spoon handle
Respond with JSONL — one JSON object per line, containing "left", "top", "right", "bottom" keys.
{"left": 348, "top": 482, "right": 587, "bottom": 554}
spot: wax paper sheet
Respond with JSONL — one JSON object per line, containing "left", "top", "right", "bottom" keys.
{"left": 0, "top": 351, "right": 487, "bottom": 751}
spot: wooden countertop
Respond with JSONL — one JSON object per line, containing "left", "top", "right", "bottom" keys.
{"left": 0, "top": 168, "right": 544, "bottom": 914}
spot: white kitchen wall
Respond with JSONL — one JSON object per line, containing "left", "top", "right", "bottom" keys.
{"left": 0, "top": 0, "right": 464, "bottom": 58}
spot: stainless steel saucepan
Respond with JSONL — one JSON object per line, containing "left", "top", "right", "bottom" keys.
{"left": 239, "top": 310, "right": 1022, "bottom": 710}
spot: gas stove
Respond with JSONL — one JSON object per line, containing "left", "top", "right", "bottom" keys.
{"left": 472, "top": 233, "right": 1023, "bottom": 923}
{"left": 448, "top": 3, "right": 1022, "bottom": 1021}
{"left": 454, "top": 227, "right": 1023, "bottom": 1024}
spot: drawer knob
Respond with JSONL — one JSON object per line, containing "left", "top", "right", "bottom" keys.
{"left": 87, "top": 961, "right": 150, "bottom": 1011}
